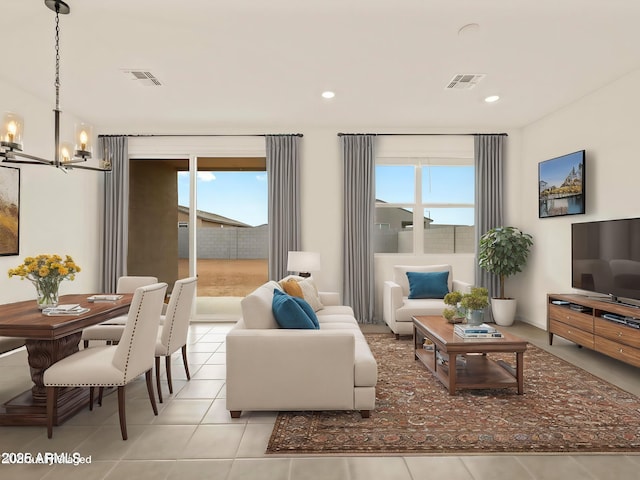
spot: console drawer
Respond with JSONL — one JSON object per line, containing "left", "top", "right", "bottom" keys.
{"left": 595, "top": 318, "right": 640, "bottom": 349}
{"left": 549, "top": 319, "right": 594, "bottom": 348}
{"left": 595, "top": 336, "right": 640, "bottom": 368}
{"left": 548, "top": 305, "right": 594, "bottom": 332}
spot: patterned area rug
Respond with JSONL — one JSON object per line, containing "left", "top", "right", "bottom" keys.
{"left": 267, "top": 333, "right": 640, "bottom": 454}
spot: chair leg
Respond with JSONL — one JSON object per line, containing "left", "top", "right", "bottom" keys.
{"left": 46, "top": 386, "right": 58, "bottom": 439}
{"left": 89, "top": 387, "right": 94, "bottom": 411}
{"left": 155, "top": 356, "right": 163, "bottom": 403}
{"left": 165, "top": 356, "right": 173, "bottom": 394}
{"left": 117, "top": 386, "right": 128, "bottom": 440}
{"left": 145, "top": 369, "right": 158, "bottom": 416}
{"left": 98, "top": 387, "right": 104, "bottom": 406}
{"left": 181, "top": 344, "right": 191, "bottom": 380}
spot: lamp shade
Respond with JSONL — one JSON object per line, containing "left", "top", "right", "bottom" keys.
{"left": 1, "top": 112, "right": 24, "bottom": 150}
{"left": 287, "top": 251, "right": 321, "bottom": 276}
{"left": 74, "top": 122, "right": 93, "bottom": 158}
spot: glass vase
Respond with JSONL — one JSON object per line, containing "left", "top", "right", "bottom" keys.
{"left": 466, "top": 309, "right": 484, "bottom": 326}
{"left": 33, "top": 280, "right": 60, "bottom": 310}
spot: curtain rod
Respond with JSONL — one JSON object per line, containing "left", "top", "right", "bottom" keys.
{"left": 337, "top": 132, "right": 508, "bottom": 137}
{"left": 98, "top": 133, "right": 303, "bottom": 138}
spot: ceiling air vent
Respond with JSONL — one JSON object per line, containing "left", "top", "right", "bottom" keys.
{"left": 446, "top": 73, "right": 485, "bottom": 90}
{"left": 122, "top": 69, "right": 162, "bottom": 86}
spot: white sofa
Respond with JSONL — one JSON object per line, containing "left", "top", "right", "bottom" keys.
{"left": 226, "top": 279, "right": 377, "bottom": 418}
{"left": 383, "top": 264, "right": 473, "bottom": 338}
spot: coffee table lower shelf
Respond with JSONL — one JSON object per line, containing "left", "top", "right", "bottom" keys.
{"left": 415, "top": 348, "right": 520, "bottom": 394}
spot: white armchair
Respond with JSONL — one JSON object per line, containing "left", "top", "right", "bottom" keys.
{"left": 383, "top": 264, "right": 472, "bottom": 338}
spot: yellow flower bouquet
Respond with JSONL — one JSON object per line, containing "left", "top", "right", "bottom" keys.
{"left": 8, "top": 254, "right": 81, "bottom": 309}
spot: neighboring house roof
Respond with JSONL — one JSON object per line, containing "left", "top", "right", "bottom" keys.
{"left": 177, "top": 205, "right": 252, "bottom": 228}
{"left": 375, "top": 199, "right": 434, "bottom": 223}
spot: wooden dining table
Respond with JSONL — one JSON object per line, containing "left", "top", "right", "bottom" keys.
{"left": 0, "top": 293, "right": 133, "bottom": 426}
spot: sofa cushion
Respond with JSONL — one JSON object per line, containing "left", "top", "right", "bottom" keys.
{"left": 241, "top": 281, "right": 283, "bottom": 329}
{"left": 279, "top": 275, "right": 324, "bottom": 312}
{"left": 280, "top": 278, "right": 304, "bottom": 298}
{"left": 272, "top": 290, "right": 319, "bottom": 330}
{"left": 393, "top": 264, "right": 453, "bottom": 296}
{"left": 316, "top": 308, "right": 357, "bottom": 320}
{"left": 407, "top": 271, "right": 449, "bottom": 299}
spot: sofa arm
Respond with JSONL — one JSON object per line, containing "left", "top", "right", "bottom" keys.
{"left": 318, "top": 291, "right": 341, "bottom": 306}
{"left": 226, "top": 329, "right": 357, "bottom": 412}
{"left": 453, "top": 279, "right": 473, "bottom": 294}
{"left": 383, "top": 281, "right": 403, "bottom": 325}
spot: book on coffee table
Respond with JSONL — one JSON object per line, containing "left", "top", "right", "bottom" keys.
{"left": 454, "top": 323, "right": 497, "bottom": 334}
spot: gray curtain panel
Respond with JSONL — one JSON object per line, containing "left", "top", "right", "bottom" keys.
{"left": 474, "top": 134, "right": 504, "bottom": 298}
{"left": 266, "top": 135, "right": 301, "bottom": 281}
{"left": 341, "top": 135, "right": 376, "bottom": 324}
{"left": 100, "top": 136, "right": 129, "bottom": 293}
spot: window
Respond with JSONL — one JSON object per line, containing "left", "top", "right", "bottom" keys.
{"left": 177, "top": 163, "right": 269, "bottom": 298}
{"left": 374, "top": 158, "right": 474, "bottom": 254}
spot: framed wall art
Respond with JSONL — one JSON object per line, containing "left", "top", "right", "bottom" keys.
{"left": 0, "top": 166, "right": 20, "bottom": 256}
{"left": 539, "top": 150, "right": 585, "bottom": 218}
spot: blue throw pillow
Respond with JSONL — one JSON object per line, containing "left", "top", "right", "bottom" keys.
{"left": 406, "top": 271, "right": 450, "bottom": 299}
{"left": 272, "top": 289, "right": 319, "bottom": 329}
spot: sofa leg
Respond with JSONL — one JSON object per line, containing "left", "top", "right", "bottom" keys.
{"left": 395, "top": 333, "right": 400, "bottom": 340}
{"left": 230, "top": 410, "right": 242, "bottom": 419}
{"left": 360, "top": 410, "right": 371, "bottom": 418}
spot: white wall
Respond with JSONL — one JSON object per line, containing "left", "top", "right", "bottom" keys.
{"left": 0, "top": 79, "right": 103, "bottom": 304}
{"left": 14, "top": 61, "right": 637, "bottom": 328}
{"left": 510, "top": 67, "right": 640, "bottom": 329}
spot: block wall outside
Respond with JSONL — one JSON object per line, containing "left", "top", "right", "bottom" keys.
{"left": 178, "top": 225, "right": 268, "bottom": 259}
{"left": 374, "top": 225, "right": 474, "bottom": 254}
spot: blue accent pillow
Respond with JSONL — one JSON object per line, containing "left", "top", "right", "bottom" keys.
{"left": 272, "top": 289, "right": 319, "bottom": 329}
{"left": 406, "top": 271, "right": 450, "bottom": 299}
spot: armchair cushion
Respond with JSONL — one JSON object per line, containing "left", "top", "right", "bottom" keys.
{"left": 272, "top": 290, "right": 319, "bottom": 330}
{"left": 407, "top": 271, "right": 450, "bottom": 299}
{"left": 393, "top": 264, "right": 453, "bottom": 296}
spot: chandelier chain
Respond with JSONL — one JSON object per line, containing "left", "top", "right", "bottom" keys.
{"left": 54, "top": 7, "right": 61, "bottom": 111}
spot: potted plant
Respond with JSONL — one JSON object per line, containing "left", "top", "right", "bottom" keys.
{"left": 460, "top": 287, "right": 489, "bottom": 325}
{"left": 443, "top": 291, "right": 465, "bottom": 323}
{"left": 478, "top": 226, "right": 534, "bottom": 326}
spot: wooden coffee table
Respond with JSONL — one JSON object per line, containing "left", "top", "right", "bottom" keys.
{"left": 412, "top": 315, "right": 527, "bottom": 395}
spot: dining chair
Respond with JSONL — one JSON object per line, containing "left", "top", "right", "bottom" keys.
{"left": 82, "top": 275, "right": 158, "bottom": 347}
{"left": 154, "top": 276, "right": 197, "bottom": 402}
{"left": 44, "top": 282, "right": 168, "bottom": 440}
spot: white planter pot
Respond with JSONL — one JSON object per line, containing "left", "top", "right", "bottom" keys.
{"left": 491, "top": 298, "right": 517, "bottom": 326}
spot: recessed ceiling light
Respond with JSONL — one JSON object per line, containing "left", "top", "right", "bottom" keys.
{"left": 484, "top": 95, "right": 500, "bottom": 103}
{"left": 321, "top": 91, "right": 335, "bottom": 99}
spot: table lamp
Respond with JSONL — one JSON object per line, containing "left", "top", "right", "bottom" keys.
{"left": 287, "top": 251, "right": 321, "bottom": 278}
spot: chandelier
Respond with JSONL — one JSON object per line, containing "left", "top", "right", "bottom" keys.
{"left": 0, "top": 1, "right": 111, "bottom": 172}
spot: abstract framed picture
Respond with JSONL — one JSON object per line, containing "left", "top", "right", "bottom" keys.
{"left": 538, "top": 150, "right": 585, "bottom": 218}
{"left": 0, "top": 166, "right": 20, "bottom": 255}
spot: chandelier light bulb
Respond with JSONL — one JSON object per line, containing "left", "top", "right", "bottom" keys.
{"left": 79, "top": 130, "right": 88, "bottom": 150}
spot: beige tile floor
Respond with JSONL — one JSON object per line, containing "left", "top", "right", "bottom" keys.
{"left": 0, "top": 321, "right": 638, "bottom": 480}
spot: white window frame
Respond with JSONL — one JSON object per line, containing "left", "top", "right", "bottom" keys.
{"left": 375, "top": 155, "right": 474, "bottom": 254}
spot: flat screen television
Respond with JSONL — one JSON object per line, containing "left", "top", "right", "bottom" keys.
{"left": 539, "top": 150, "right": 585, "bottom": 218}
{"left": 572, "top": 218, "right": 640, "bottom": 305}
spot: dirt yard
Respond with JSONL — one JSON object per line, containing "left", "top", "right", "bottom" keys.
{"left": 178, "top": 258, "right": 268, "bottom": 297}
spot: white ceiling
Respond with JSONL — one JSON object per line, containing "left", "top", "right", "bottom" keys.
{"left": 3, "top": 0, "right": 640, "bottom": 133}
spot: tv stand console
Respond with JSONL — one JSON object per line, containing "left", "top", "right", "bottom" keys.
{"left": 547, "top": 294, "right": 640, "bottom": 367}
